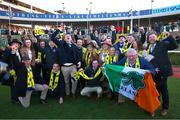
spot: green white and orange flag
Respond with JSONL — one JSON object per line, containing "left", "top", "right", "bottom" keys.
{"left": 104, "top": 64, "right": 160, "bottom": 113}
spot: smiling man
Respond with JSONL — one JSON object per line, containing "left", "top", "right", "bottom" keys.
{"left": 113, "top": 48, "right": 156, "bottom": 116}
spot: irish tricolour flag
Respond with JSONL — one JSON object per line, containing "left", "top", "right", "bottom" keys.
{"left": 104, "top": 64, "right": 160, "bottom": 113}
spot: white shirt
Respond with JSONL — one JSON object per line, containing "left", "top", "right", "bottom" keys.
{"left": 28, "top": 50, "right": 32, "bottom": 61}
{"left": 150, "top": 43, "right": 156, "bottom": 53}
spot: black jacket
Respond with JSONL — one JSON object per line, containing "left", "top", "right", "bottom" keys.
{"left": 150, "top": 35, "right": 178, "bottom": 77}
{"left": 84, "top": 67, "right": 103, "bottom": 87}
{"left": 10, "top": 53, "right": 35, "bottom": 96}
{"left": 140, "top": 31, "right": 146, "bottom": 44}
{"left": 51, "top": 30, "right": 80, "bottom": 65}
{"left": 44, "top": 46, "right": 58, "bottom": 70}
{"left": 10, "top": 54, "right": 44, "bottom": 97}
{"left": 114, "top": 56, "right": 156, "bottom": 75}
{"left": 2, "top": 48, "right": 22, "bottom": 70}
{"left": 111, "top": 30, "right": 117, "bottom": 44}
{"left": 15, "top": 64, "right": 37, "bottom": 97}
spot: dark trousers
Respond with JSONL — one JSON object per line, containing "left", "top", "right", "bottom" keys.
{"left": 48, "top": 85, "right": 65, "bottom": 99}
{"left": 154, "top": 74, "right": 169, "bottom": 110}
{"left": 10, "top": 85, "right": 18, "bottom": 101}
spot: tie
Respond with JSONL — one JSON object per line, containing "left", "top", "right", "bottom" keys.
{"left": 68, "top": 43, "right": 71, "bottom": 47}
{"left": 120, "top": 44, "right": 123, "bottom": 48}
{"left": 151, "top": 44, "right": 155, "bottom": 53}
{"left": 16, "top": 52, "right": 21, "bottom": 61}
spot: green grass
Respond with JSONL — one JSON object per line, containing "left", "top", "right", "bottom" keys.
{"left": 169, "top": 53, "right": 180, "bottom": 65}
{"left": 0, "top": 77, "right": 180, "bottom": 119}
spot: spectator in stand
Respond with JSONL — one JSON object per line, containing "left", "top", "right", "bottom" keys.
{"left": 73, "top": 29, "right": 79, "bottom": 43}
{"left": 139, "top": 26, "right": 147, "bottom": 44}
{"left": 89, "top": 25, "right": 101, "bottom": 47}
{"left": 7, "top": 35, "right": 11, "bottom": 44}
{"left": 170, "top": 22, "right": 176, "bottom": 32}
{"left": 154, "top": 22, "right": 161, "bottom": 35}
{"left": 133, "top": 24, "right": 138, "bottom": 33}
{"left": 109, "top": 25, "right": 117, "bottom": 44}
{"left": 175, "top": 35, "right": 180, "bottom": 44}
{"left": 177, "top": 20, "right": 180, "bottom": 31}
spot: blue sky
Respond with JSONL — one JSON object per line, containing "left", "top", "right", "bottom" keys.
{"left": 20, "top": 0, "right": 180, "bottom": 13}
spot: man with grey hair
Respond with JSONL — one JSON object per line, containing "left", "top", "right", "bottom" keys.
{"left": 113, "top": 48, "right": 155, "bottom": 116}
{"left": 115, "top": 48, "right": 155, "bottom": 72}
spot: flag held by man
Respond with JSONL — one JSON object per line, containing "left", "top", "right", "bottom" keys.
{"left": 104, "top": 64, "right": 160, "bottom": 113}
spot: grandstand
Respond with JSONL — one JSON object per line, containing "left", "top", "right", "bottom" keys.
{"left": 0, "top": 0, "right": 179, "bottom": 35}
{"left": 0, "top": 1, "right": 179, "bottom": 32}
{"left": 0, "top": 0, "right": 54, "bottom": 13}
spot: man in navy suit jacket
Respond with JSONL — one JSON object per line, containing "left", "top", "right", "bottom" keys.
{"left": 147, "top": 32, "right": 178, "bottom": 116}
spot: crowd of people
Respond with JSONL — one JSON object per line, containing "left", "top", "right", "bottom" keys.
{"left": 0, "top": 24, "right": 178, "bottom": 117}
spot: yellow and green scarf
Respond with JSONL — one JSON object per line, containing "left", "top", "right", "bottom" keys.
{"left": 49, "top": 70, "right": 60, "bottom": 91}
{"left": 125, "top": 57, "right": 140, "bottom": 69}
{"left": 74, "top": 68, "right": 103, "bottom": 81}
{"left": 105, "top": 55, "right": 117, "bottom": 64}
{"left": 27, "top": 67, "right": 35, "bottom": 90}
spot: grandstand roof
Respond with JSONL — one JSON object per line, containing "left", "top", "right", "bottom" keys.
{"left": 0, "top": 0, "right": 55, "bottom": 14}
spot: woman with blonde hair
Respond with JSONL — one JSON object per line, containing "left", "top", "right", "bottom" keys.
{"left": 83, "top": 42, "right": 99, "bottom": 68}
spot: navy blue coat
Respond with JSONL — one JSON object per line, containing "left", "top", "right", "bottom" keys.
{"left": 113, "top": 56, "right": 156, "bottom": 75}
{"left": 84, "top": 67, "right": 103, "bottom": 87}
{"left": 51, "top": 29, "right": 80, "bottom": 66}
{"left": 149, "top": 35, "right": 178, "bottom": 77}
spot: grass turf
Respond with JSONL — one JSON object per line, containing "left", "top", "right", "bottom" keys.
{"left": 0, "top": 77, "right": 179, "bottom": 119}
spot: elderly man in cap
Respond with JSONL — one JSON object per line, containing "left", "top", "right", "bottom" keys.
{"left": 2, "top": 39, "right": 22, "bottom": 104}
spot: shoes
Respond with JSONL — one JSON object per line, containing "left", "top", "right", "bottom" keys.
{"left": 96, "top": 96, "right": 101, "bottom": 101}
{"left": 86, "top": 93, "right": 91, "bottom": 98}
{"left": 161, "top": 109, "right": 168, "bottom": 116}
{"left": 40, "top": 99, "right": 47, "bottom": 104}
{"left": 118, "top": 94, "right": 125, "bottom": 104}
{"left": 65, "top": 95, "right": 70, "bottom": 99}
{"left": 11, "top": 99, "right": 20, "bottom": 104}
{"left": 59, "top": 98, "right": 63, "bottom": 104}
{"left": 107, "top": 93, "right": 113, "bottom": 99}
{"left": 117, "top": 101, "right": 125, "bottom": 104}
{"left": 117, "top": 99, "right": 125, "bottom": 105}
{"left": 72, "top": 94, "right": 76, "bottom": 99}
{"left": 150, "top": 112, "right": 155, "bottom": 117}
